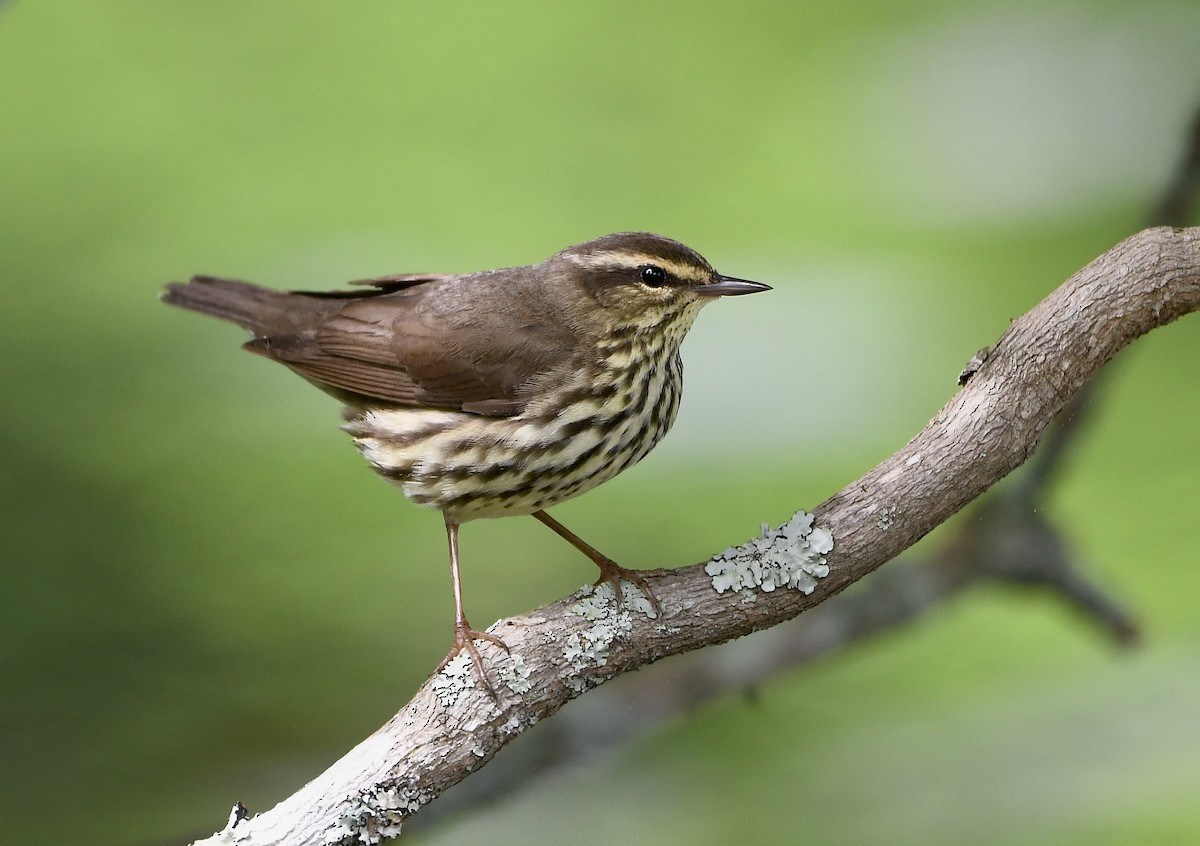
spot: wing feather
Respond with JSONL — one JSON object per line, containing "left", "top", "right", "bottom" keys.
{"left": 247, "top": 269, "right": 579, "bottom": 416}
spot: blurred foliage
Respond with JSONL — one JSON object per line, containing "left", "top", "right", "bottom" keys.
{"left": 1, "top": 2, "right": 1198, "bottom": 845}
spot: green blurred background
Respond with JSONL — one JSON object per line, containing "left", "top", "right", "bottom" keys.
{"left": 2, "top": 2, "right": 1199, "bottom": 844}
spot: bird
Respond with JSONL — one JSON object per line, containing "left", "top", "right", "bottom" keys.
{"left": 162, "top": 232, "right": 770, "bottom": 691}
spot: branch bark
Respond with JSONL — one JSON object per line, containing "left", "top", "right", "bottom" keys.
{"left": 197, "top": 226, "right": 1200, "bottom": 846}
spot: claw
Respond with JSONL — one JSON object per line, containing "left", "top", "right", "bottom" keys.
{"left": 592, "top": 556, "right": 664, "bottom": 616}
{"left": 436, "top": 620, "right": 510, "bottom": 699}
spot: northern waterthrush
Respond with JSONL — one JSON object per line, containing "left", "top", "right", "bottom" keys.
{"left": 163, "top": 232, "right": 769, "bottom": 689}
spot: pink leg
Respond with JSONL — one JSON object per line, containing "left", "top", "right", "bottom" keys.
{"left": 435, "top": 517, "right": 509, "bottom": 696}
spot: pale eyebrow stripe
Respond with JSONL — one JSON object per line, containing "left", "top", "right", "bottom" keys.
{"left": 564, "top": 251, "right": 710, "bottom": 283}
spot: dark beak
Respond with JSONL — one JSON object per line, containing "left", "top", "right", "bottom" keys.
{"left": 692, "top": 275, "right": 772, "bottom": 297}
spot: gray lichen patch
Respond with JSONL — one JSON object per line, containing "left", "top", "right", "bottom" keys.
{"left": 571, "top": 580, "right": 655, "bottom": 620}
{"left": 564, "top": 626, "right": 613, "bottom": 670}
{"left": 500, "top": 654, "right": 532, "bottom": 695}
{"left": 570, "top": 583, "right": 617, "bottom": 622}
{"left": 431, "top": 653, "right": 478, "bottom": 708}
{"left": 615, "top": 581, "right": 658, "bottom": 618}
{"left": 563, "top": 582, "right": 636, "bottom": 679}
{"left": 332, "top": 784, "right": 423, "bottom": 844}
{"left": 705, "top": 511, "right": 833, "bottom": 597}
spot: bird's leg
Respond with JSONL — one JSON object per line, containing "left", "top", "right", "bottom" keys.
{"left": 435, "top": 517, "right": 509, "bottom": 696}
{"left": 531, "top": 510, "right": 664, "bottom": 615}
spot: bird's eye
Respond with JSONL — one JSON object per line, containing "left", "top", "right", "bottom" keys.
{"left": 639, "top": 265, "right": 668, "bottom": 288}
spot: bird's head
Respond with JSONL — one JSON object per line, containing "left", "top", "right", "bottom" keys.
{"left": 547, "top": 232, "right": 770, "bottom": 332}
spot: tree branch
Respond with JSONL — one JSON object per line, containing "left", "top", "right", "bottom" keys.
{"left": 197, "top": 226, "right": 1200, "bottom": 846}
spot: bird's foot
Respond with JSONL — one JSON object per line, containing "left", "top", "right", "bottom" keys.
{"left": 436, "top": 620, "right": 510, "bottom": 699}
{"left": 591, "top": 556, "right": 665, "bottom": 617}
{"left": 529, "top": 510, "right": 666, "bottom": 616}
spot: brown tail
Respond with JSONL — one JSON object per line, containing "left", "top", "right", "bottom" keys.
{"left": 161, "top": 276, "right": 307, "bottom": 337}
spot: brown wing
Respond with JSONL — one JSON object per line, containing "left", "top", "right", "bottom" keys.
{"left": 247, "top": 269, "right": 578, "bottom": 416}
